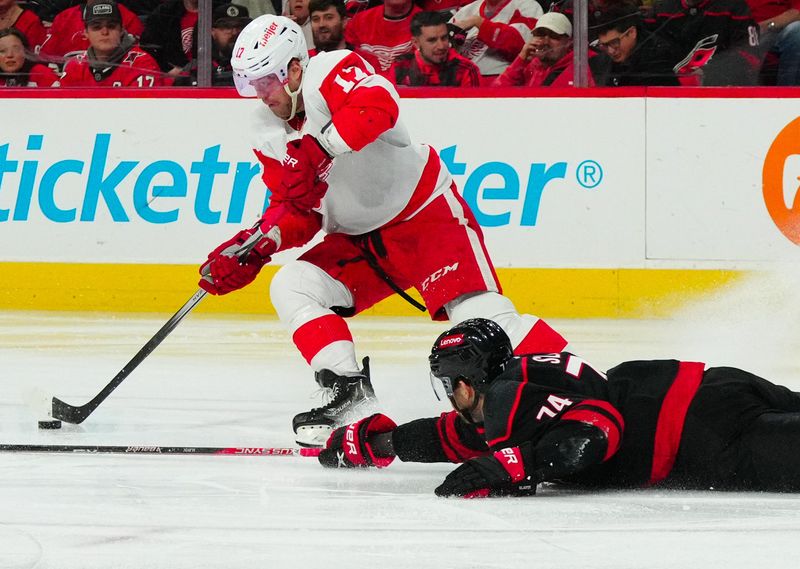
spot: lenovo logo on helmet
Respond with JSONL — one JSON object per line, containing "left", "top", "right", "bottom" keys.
{"left": 438, "top": 333, "right": 464, "bottom": 348}
{"left": 260, "top": 21, "right": 279, "bottom": 47}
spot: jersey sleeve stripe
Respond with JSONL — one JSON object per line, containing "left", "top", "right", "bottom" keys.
{"left": 570, "top": 400, "right": 625, "bottom": 432}
{"left": 436, "top": 411, "right": 487, "bottom": 463}
{"left": 435, "top": 412, "right": 461, "bottom": 463}
{"left": 561, "top": 408, "right": 622, "bottom": 461}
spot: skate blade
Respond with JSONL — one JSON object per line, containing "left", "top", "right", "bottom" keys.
{"left": 295, "top": 424, "right": 333, "bottom": 448}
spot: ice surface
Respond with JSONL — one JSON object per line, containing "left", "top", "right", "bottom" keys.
{"left": 1, "top": 271, "right": 799, "bottom": 569}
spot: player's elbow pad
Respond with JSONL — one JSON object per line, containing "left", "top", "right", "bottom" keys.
{"left": 533, "top": 423, "right": 610, "bottom": 481}
{"left": 328, "top": 94, "right": 399, "bottom": 152}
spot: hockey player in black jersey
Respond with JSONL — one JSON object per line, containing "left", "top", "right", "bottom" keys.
{"left": 318, "top": 318, "right": 800, "bottom": 497}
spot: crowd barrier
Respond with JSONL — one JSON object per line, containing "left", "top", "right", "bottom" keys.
{"left": 1, "top": 86, "right": 798, "bottom": 317}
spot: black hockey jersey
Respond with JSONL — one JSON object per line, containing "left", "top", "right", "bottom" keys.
{"left": 645, "top": 0, "right": 761, "bottom": 85}
{"left": 392, "top": 353, "right": 756, "bottom": 488}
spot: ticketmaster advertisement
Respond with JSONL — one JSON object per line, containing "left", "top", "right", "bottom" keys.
{"left": 0, "top": 94, "right": 798, "bottom": 271}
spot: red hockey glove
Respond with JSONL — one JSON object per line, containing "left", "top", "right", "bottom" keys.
{"left": 434, "top": 447, "right": 538, "bottom": 498}
{"left": 278, "top": 135, "right": 332, "bottom": 212}
{"left": 198, "top": 226, "right": 277, "bottom": 295}
{"left": 318, "top": 413, "right": 397, "bottom": 469}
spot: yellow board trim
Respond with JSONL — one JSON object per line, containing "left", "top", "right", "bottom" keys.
{"left": 0, "top": 262, "right": 745, "bottom": 318}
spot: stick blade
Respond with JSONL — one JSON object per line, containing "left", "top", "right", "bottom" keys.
{"left": 51, "top": 396, "right": 88, "bottom": 424}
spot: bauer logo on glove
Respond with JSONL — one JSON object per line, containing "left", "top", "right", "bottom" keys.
{"left": 318, "top": 413, "right": 397, "bottom": 469}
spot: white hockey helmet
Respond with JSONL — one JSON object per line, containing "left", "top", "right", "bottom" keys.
{"left": 230, "top": 15, "right": 309, "bottom": 98}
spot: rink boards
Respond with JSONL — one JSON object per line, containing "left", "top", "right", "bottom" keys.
{"left": 0, "top": 87, "right": 798, "bottom": 317}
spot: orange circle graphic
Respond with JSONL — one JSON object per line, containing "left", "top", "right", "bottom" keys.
{"left": 763, "top": 116, "right": 800, "bottom": 246}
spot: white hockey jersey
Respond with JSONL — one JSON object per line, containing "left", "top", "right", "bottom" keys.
{"left": 252, "top": 50, "right": 452, "bottom": 236}
{"left": 453, "top": 0, "right": 541, "bottom": 76}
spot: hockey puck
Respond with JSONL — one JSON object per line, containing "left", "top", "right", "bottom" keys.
{"left": 38, "top": 420, "right": 62, "bottom": 430}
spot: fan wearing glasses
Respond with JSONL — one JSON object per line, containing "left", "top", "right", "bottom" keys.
{"left": 590, "top": 6, "right": 680, "bottom": 86}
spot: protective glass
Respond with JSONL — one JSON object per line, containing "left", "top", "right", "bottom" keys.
{"left": 429, "top": 372, "right": 454, "bottom": 402}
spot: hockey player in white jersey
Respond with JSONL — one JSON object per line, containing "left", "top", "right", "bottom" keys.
{"left": 199, "top": 15, "right": 569, "bottom": 447}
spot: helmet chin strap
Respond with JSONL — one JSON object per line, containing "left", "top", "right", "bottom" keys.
{"left": 283, "top": 71, "right": 304, "bottom": 122}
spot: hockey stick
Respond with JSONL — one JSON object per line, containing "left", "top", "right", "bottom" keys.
{"left": 0, "top": 444, "right": 321, "bottom": 457}
{"left": 50, "top": 287, "right": 208, "bottom": 424}
{"left": 49, "top": 228, "right": 269, "bottom": 425}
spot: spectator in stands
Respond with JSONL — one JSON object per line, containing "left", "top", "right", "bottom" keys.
{"left": 493, "top": 11, "right": 594, "bottom": 87}
{"left": 284, "top": 0, "right": 315, "bottom": 48}
{"left": 590, "top": 6, "right": 680, "bottom": 85}
{"left": 173, "top": 2, "right": 251, "bottom": 86}
{"left": 344, "top": 0, "right": 421, "bottom": 73}
{"left": 40, "top": 1, "right": 143, "bottom": 64}
{"left": 345, "top": 0, "right": 471, "bottom": 14}
{"left": 0, "top": 0, "right": 46, "bottom": 51}
{"left": 309, "top": 0, "right": 346, "bottom": 52}
{"left": 450, "top": 0, "right": 542, "bottom": 84}
{"left": 390, "top": 10, "right": 480, "bottom": 86}
{"left": 645, "top": 0, "right": 761, "bottom": 85}
{"left": 747, "top": 0, "right": 800, "bottom": 84}
{"left": 60, "top": 0, "right": 164, "bottom": 86}
{"left": 142, "top": 0, "right": 225, "bottom": 77}
{"left": 0, "top": 26, "right": 59, "bottom": 85}
{"left": 237, "top": 0, "right": 277, "bottom": 18}
{"left": 308, "top": 0, "right": 382, "bottom": 71}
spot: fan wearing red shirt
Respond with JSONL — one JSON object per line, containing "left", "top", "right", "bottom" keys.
{"left": 60, "top": 0, "right": 163, "bottom": 87}
{"left": 343, "top": 0, "right": 421, "bottom": 72}
{"left": 450, "top": 0, "right": 542, "bottom": 84}
{"left": 40, "top": 2, "right": 144, "bottom": 63}
{"left": 390, "top": 10, "right": 481, "bottom": 87}
{"left": 0, "top": 27, "right": 59, "bottom": 86}
{"left": 0, "top": 0, "right": 46, "bottom": 52}
{"left": 493, "top": 11, "right": 594, "bottom": 87}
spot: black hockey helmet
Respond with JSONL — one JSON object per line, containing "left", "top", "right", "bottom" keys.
{"left": 429, "top": 318, "right": 513, "bottom": 400}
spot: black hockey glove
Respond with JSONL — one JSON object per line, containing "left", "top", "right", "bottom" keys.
{"left": 435, "top": 447, "right": 538, "bottom": 498}
{"left": 318, "top": 413, "right": 397, "bottom": 469}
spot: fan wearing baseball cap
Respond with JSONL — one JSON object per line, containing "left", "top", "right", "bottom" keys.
{"left": 173, "top": 3, "right": 252, "bottom": 86}
{"left": 60, "top": 0, "right": 163, "bottom": 86}
{"left": 493, "top": 12, "right": 595, "bottom": 87}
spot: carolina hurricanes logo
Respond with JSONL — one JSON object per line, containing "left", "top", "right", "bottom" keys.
{"left": 438, "top": 333, "right": 464, "bottom": 348}
{"left": 673, "top": 35, "right": 718, "bottom": 74}
{"left": 123, "top": 51, "right": 143, "bottom": 65}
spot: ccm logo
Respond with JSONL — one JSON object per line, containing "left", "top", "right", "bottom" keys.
{"left": 421, "top": 262, "right": 459, "bottom": 291}
{"left": 438, "top": 333, "right": 464, "bottom": 348}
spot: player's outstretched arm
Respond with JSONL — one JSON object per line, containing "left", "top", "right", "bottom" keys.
{"left": 318, "top": 411, "right": 489, "bottom": 468}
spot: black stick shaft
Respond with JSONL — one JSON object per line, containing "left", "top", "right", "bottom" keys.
{"left": 51, "top": 288, "right": 208, "bottom": 424}
{"left": 0, "top": 444, "right": 321, "bottom": 457}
